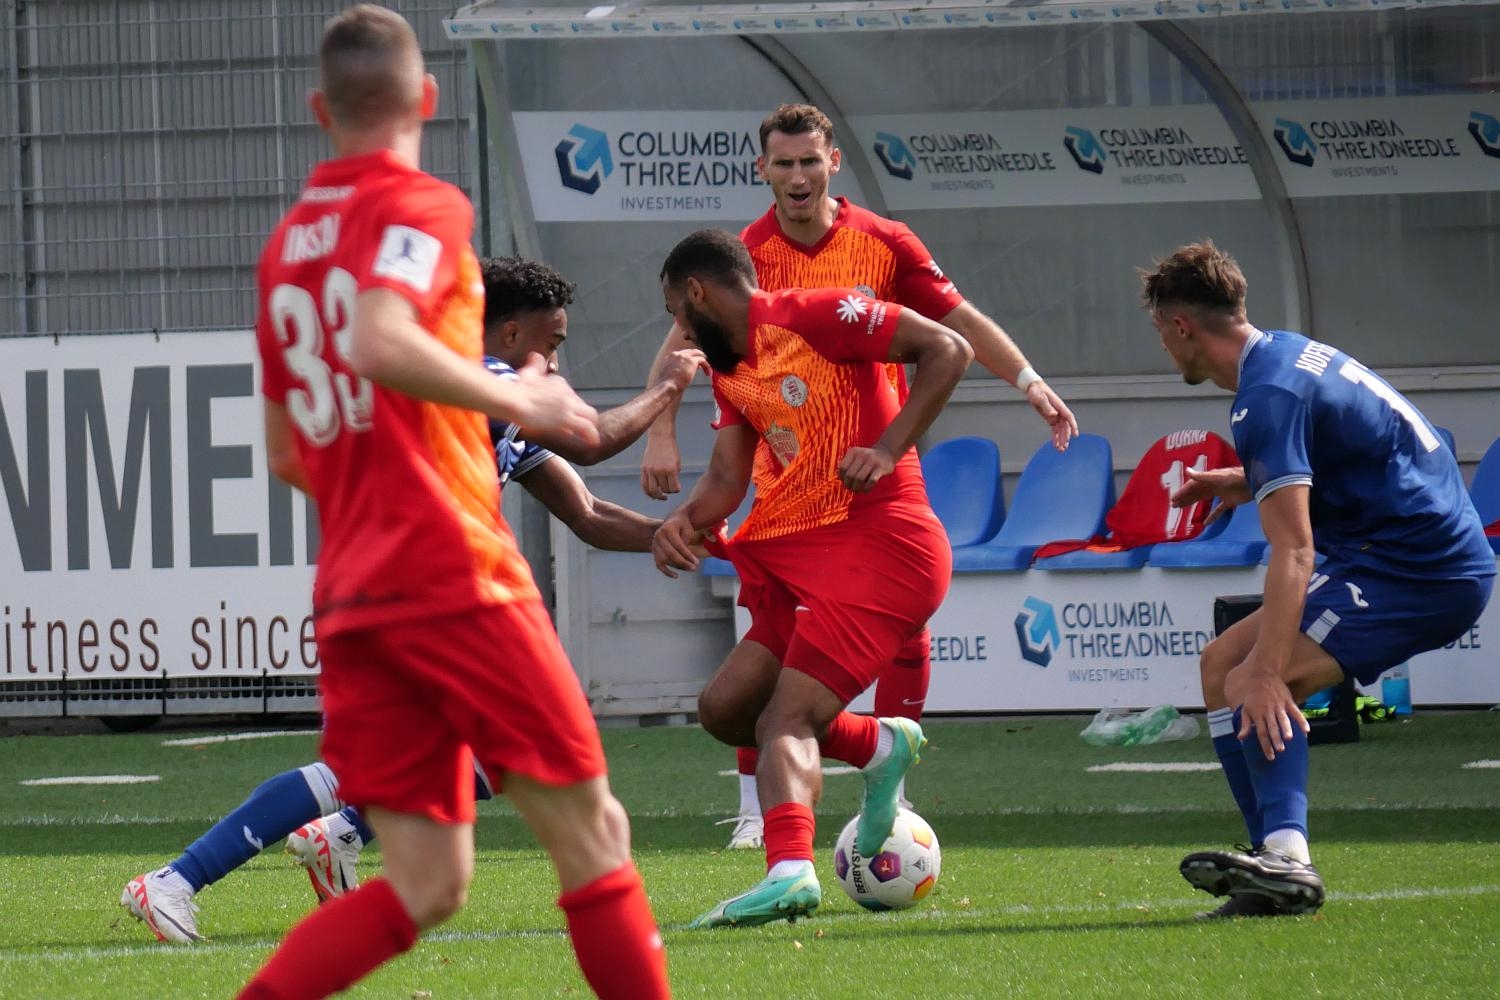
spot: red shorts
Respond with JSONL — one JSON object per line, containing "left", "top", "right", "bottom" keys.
{"left": 317, "top": 600, "right": 606, "bottom": 824}
{"left": 733, "top": 507, "right": 950, "bottom": 703}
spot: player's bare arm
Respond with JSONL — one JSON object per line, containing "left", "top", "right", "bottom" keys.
{"left": 940, "top": 301, "right": 1078, "bottom": 451}
{"left": 534, "top": 347, "right": 707, "bottom": 467}
{"left": 640, "top": 321, "right": 698, "bottom": 499}
{"left": 1227, "top": 484, "right": 1315, "bottom": 759}
{"left": 838, "top": 313, "right": 972, "bottom": 493}
{"left": 653, "top": 422, "right": 756, "bottom": 577}
{"left": 349, "top": 287, "right": 600, "bottom": 445}
{"left": 263, "top": 399, "right": 313, "bottom": 494}
{"left": 1171, "top": 465, "right": 1251, "bottom": 524}
{"left": 519, "top": 456, "right": 662, "bottom": 553}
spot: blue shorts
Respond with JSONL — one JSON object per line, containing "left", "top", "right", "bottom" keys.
{"left": 1301, "top": 558, "right": 1494, "bottom": 684}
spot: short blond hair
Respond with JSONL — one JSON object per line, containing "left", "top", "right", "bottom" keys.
{"left": 319, "top": 5, "right": 424, "bottom": 129}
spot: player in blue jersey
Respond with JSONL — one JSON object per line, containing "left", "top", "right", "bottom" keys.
{"left": 122, "top": 257, "right": 707, "bottom": 942}
{"left": 1142, "top": 241, "right": 1494, "bottom": 919}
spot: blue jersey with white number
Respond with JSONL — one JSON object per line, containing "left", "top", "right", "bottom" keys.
{"left": 1233, "top": 330, "right": 1493, "bottom": 580}
{"left": 483, "top": 356, "right": 554, "bottom": 486}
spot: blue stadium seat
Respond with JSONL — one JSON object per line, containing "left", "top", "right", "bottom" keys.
{"left": 1470, "top": 435, "right": 1500, "bottom": 555}
{"left": 1149, "top": 501, "right": 1269, "bottom": 568}
{"left": 952, "top": 433, "right": 1114, "bottom": 573}
{"left": 921, "top": 436, "right": 1005, "bottom": 547}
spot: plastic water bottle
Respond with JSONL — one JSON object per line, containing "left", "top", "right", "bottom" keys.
{"left": 1381, "top": 663, "right": 1413, "bottom": 716}
{"left": 1121, "top": 705, "right": 1180, "bottom": 746}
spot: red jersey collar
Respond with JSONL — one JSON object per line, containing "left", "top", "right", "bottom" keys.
{"left": 767, "top": 196, "right": 850, "bottom": 258}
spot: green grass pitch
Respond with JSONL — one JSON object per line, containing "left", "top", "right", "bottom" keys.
{"left": 2, "top": 713, "right": 1498, "bottom": 998}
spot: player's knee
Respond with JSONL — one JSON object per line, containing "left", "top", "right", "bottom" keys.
{"left": 398, "top": 869, "right": 470, "bottom": 929}
{"left": 697, "top": 681, "right": 754, "bottom": 746}
{"left": 1199, "top": 636, "right": 1235, "bottom": 692}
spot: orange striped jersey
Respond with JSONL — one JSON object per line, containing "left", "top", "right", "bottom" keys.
{"left": 711, "top": 288, "right": 931, "bottom": 543}
{"left": 255, "top": 150, "right": 539, "bottom": 637}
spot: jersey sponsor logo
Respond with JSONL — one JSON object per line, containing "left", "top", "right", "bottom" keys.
{"left": 927, "top": 259, "right": 957, "bottom": 295}
{"left": 1231, "top": 408, "right": 1249, "bottom": 424}
{"left": 281, "top": 214, "right": 341, "bottom": 265}
{"left": 780, "top": 374, "right": 809, "bottom": 407}
{"left": 835, "top": 294, "right": 869, "bottom": 323}
{"left": 372, "top": 225, "right": 442, "bottom": 293}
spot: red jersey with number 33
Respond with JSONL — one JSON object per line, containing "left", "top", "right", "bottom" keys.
{"left": 711, "top": 287, "right": 930, "bottom": 543}
{"left": 255, "top": 150, "right": 538, "bottom": 638}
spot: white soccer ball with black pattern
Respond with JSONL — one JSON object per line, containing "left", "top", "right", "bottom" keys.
{"left": 832, "top": 807, "right": 941, "bottom": 911}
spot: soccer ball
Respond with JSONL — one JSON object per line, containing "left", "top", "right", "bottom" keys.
{"left": 832, "top": 807, "right": 941, "bottom": 911}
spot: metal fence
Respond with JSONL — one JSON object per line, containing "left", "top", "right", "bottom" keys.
{"left": 1, "top": 0, "right": 474, "bottom": 339}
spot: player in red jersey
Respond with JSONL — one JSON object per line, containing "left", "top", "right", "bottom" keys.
{"left": 641, "top": 103, "right": 1079, "bottom": 849}
{"left": 239, "top": 9, "right": 668, "bottom": 999}
{"left": 652, "top": 229, "right": 971, "bottom": 927}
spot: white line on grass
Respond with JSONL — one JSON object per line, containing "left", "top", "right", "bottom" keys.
{"left": 159, "top": 730, "right": 320, "bottom": 747}
{"left": 716, "top": 766, "right": 858, "bottom": 777}
{"left": 1086, "top": 763, "right": 1223, "bottom": 773}
{"left": 8, "top": 883, "right": 1499, "bottom": 964}
{"left": 19, "top": 775, "right": 160, "bottom": 787}
{"left": 1462, "top": 759, "right": 1500, "bottom": 769}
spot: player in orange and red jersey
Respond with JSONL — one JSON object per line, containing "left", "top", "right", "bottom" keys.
{"left": 237, "top": 9, "right": 668, "bottom": 999}
{"left": 652, "top": 229, "right": 972, "bottom": 928}
{"left": 641, "top": 103, "right": 1079, "bottom": 850}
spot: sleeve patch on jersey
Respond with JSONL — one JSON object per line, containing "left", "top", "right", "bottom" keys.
{"left": 372, "top": 225, "right": 443, "bottom": 294}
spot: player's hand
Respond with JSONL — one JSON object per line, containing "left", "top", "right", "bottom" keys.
{"left": 838, "top": 445, "right": 896, "bottom": 493}
{"left": 656, "top": 349, "right": 710, "bottom": 393}
{"left": 511, "top": 354, "right": 600, "bottom": 447}
{"left": 1172, "top": 466, "right": 1250, "bottom": 518}
{"left": 641, "top": 428, "right": 682, "bottom": 501}
{"left": 652, "top": 510, "right": 701, "bottom": 578}
{"left": 1227, "top": 663, "right": 1309, "bottom": 760}
{"left": 1025, "top": 380, "right": 1079, "bottom": 452}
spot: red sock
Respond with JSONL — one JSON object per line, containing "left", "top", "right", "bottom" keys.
{"left": 238, "top": 877, "right": 417, "bottom": 1000}
{"left": 763, "top": 801, "right": 816, "bottom": 869}
{"left": 874, "top": 649, "right": 930, "bottom": 722}
{"left": 819, "top": 711, "right": 879, "bottom": 768}
{"left": 558, "top": 864, "right": 670, "bottom": 1000}
{"left": 737, "top": 746, "right": 759, "bottom": 775}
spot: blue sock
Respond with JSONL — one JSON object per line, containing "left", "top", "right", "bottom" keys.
{"left": 171, "top": 763, "right": 341, "bottom": 892}
{"left": 1210, "top": 707, "right": 1263, "bottom": 847}
{"left": 341, "top": 806, "right": 375, "bottom": 844}
{"left": 1235, "top": 707, "right": 1309, "bottom": 842}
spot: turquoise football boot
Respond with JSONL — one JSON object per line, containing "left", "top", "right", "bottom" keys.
{"left": 856, "top": 717, "right": 926, "bottom": 857}
{"left": 690, "top": 867, "right": 822, "bottom": 929}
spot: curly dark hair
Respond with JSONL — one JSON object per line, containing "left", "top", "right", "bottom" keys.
{"left": 480, "top": 256, "right": 576, "bottom": 327}
{"left": 1139, "top": 240, "right": 1248, "bottom": 316}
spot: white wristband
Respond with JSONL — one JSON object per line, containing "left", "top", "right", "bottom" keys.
{"left": 1015, "top": 365, "right": 1042, "bottom": 392}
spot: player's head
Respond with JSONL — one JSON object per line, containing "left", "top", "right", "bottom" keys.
{"left": 311, "top": 5, "right": 436, "bottom": 136}
{"left": 758, "top": 104, "right": 841, "bottom": 227}
{"left": 1140, "top": 240, "right": 1249, "bottom": 387}
{"left": 480, "top": 257, "right": 575, "bottom": 371}
{"left": 660, "top": 229, "right": 758, "bottom": 374}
